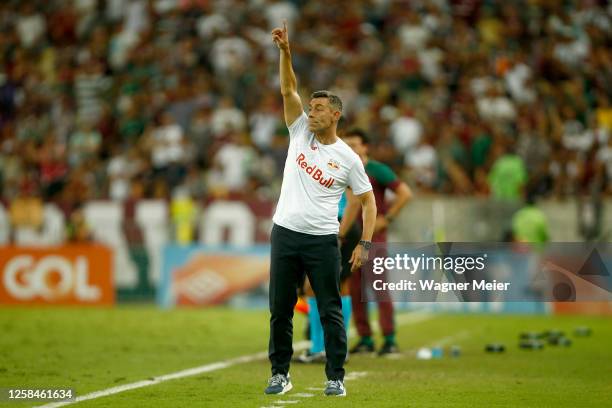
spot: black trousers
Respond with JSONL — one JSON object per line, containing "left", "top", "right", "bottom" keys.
{"left": 268, "top": 223, "right": 346, "bottom": 381}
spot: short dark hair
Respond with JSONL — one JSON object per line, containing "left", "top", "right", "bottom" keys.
{"left": 345, "top": 128, "right": 369, "bottom": 145}
{"left": 310, "top": 90, "right": 343, "bottom": 114}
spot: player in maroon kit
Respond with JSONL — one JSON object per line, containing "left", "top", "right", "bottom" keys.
{"left": 339, "top": 128, "right": 412, "bottom": 355}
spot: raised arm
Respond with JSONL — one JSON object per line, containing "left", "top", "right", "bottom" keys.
{"left": 271, "top": 21, "right": 303, "bottom": 127}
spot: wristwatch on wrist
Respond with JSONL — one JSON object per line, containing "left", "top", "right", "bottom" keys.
{"left": 359, "top": 240, "right": 372, "bottom": 250}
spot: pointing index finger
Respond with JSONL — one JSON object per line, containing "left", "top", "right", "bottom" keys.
{"left": 283, "top": 20, "right": 287, "bottom": 33}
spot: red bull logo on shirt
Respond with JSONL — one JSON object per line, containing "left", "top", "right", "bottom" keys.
{"left": 296, "top": 153, "right": 335, "bottom": 188}
{"left": 327, "top": 159, "right": 340, "bottom": 170}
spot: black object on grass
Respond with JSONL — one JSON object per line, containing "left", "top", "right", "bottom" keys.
{"left": 519, "top": 340, "right": 544, "bottom": 350}
{"left": 485, "top": 344, "right": 505, "bottom": 353}
{"left": 574, "top": 327, "right": 592, "bottom": 337}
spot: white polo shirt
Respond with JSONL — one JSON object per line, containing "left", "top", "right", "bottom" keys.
{"left": 273, "top": 112, "right": 372, "bottom": 235}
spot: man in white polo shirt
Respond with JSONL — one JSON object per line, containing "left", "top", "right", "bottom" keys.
{"left": 265, "top": 21, "right": 377, "bottom": 397}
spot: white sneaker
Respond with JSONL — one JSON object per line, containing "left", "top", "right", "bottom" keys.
{"left": 324, "top": 379, "right": 346, "bottom": 396}
{"left": 264, "top": 373, "right": 292, "bottom": 395}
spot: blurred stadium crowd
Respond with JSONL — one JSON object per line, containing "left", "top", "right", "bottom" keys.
{"left": 1, "top": 0, "right": 611, "bottom": 211}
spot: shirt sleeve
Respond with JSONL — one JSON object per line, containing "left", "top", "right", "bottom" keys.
{"left": 374, "top": 162, "right": 400, "bottom": 189}
{"left": 348, "top": 158, "right": 373, "bottom": 195}
{"left": 287, "top": 112, "right": 309, "bottom": 142}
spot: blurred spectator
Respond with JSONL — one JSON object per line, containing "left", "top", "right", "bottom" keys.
{"left": 264, "top": 0, "right": 298, "bottom": 31}
{"left": 16, "top": 3, "right": 46, "bottom": 49}
{"left": 39, "top": 133, "right": 69, "bottom": 199}
{"left": 9, "top": 195, "right": 43, "bottom": 230}
{"left": 66, "top": 205, "right": 93, "bottom": 243}
{"left": 74, "top": 59, "right": 112, "bottom": 125}
{"left": 398, "top": 9, "right": 430, "bottom": 52}
{"left": 109, "top": 22, "right": 140, "bottom": 70}
{"left": 516, "top": 115, "right": 551, "bottom": 173}
{"left": 437, "top": 124, "right": 472, "bottom": 194}
{"left": 107, "top": 146, "right": 143, "bottom": 202}
{"left": 504, "top": 53, "right": 536, "bottom": 104}
{"left": 249, "top": 94, "right": 280, "bottom": 150}
{"left": 476, "top": 82, "right": 517, "bottom": 124}
{"left": 171, "top": 186, "right": 197, "bottom": 244}
{"left": 69, "top": 119, "right": 102, "bottom": 166}
{"left": 211, "top": 96, "right": 247, "bottom": 137}
{"left": 389, "top": 102, "right": 423, "bottom": 155}
{"left": 208, "top": 132, "right": 256, "bottom": 193}
{"left": 146, "top": 111, "right": 187, "bottom": 186}
{"left": 488, "top": 144, "right": 528, "bottom": 202}
{"left": 595, "top": 91, "right": 612, "bottom": 133}
{"left": 210, "top": 32, "right": 252, "bottom": 96}
{"left": 511, "top": 194, "right": 550, "bottom": 246}
{"left": 406, "top": 134, "right": 437, "bottom": 191}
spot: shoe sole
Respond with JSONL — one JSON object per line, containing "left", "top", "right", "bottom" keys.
{"left": 264, "top": 382, "right": 292, "bottom": 395}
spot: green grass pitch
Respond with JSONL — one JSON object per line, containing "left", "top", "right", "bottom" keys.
{"left": 1, "top": 306, "right": 610, "bottom": 407}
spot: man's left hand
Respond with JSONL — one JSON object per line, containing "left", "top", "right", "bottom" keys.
{"left": 350, "top": 244, "right": 369, "bottom": 272}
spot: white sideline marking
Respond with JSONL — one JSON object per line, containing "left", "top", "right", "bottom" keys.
{"left": 344, "top": 371, "right": 368, "bottom": 381}
{"left": 274, "top": 401, "right": 299, "bottom": 404}
{"left": 292, "top": 393, "right": 314, "bottom": 398}
{"left": 426, "top": 329, "right": 471, "bottom": 348}
{"left": 36, "top": 312, "right": 433, "bottom": 407}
